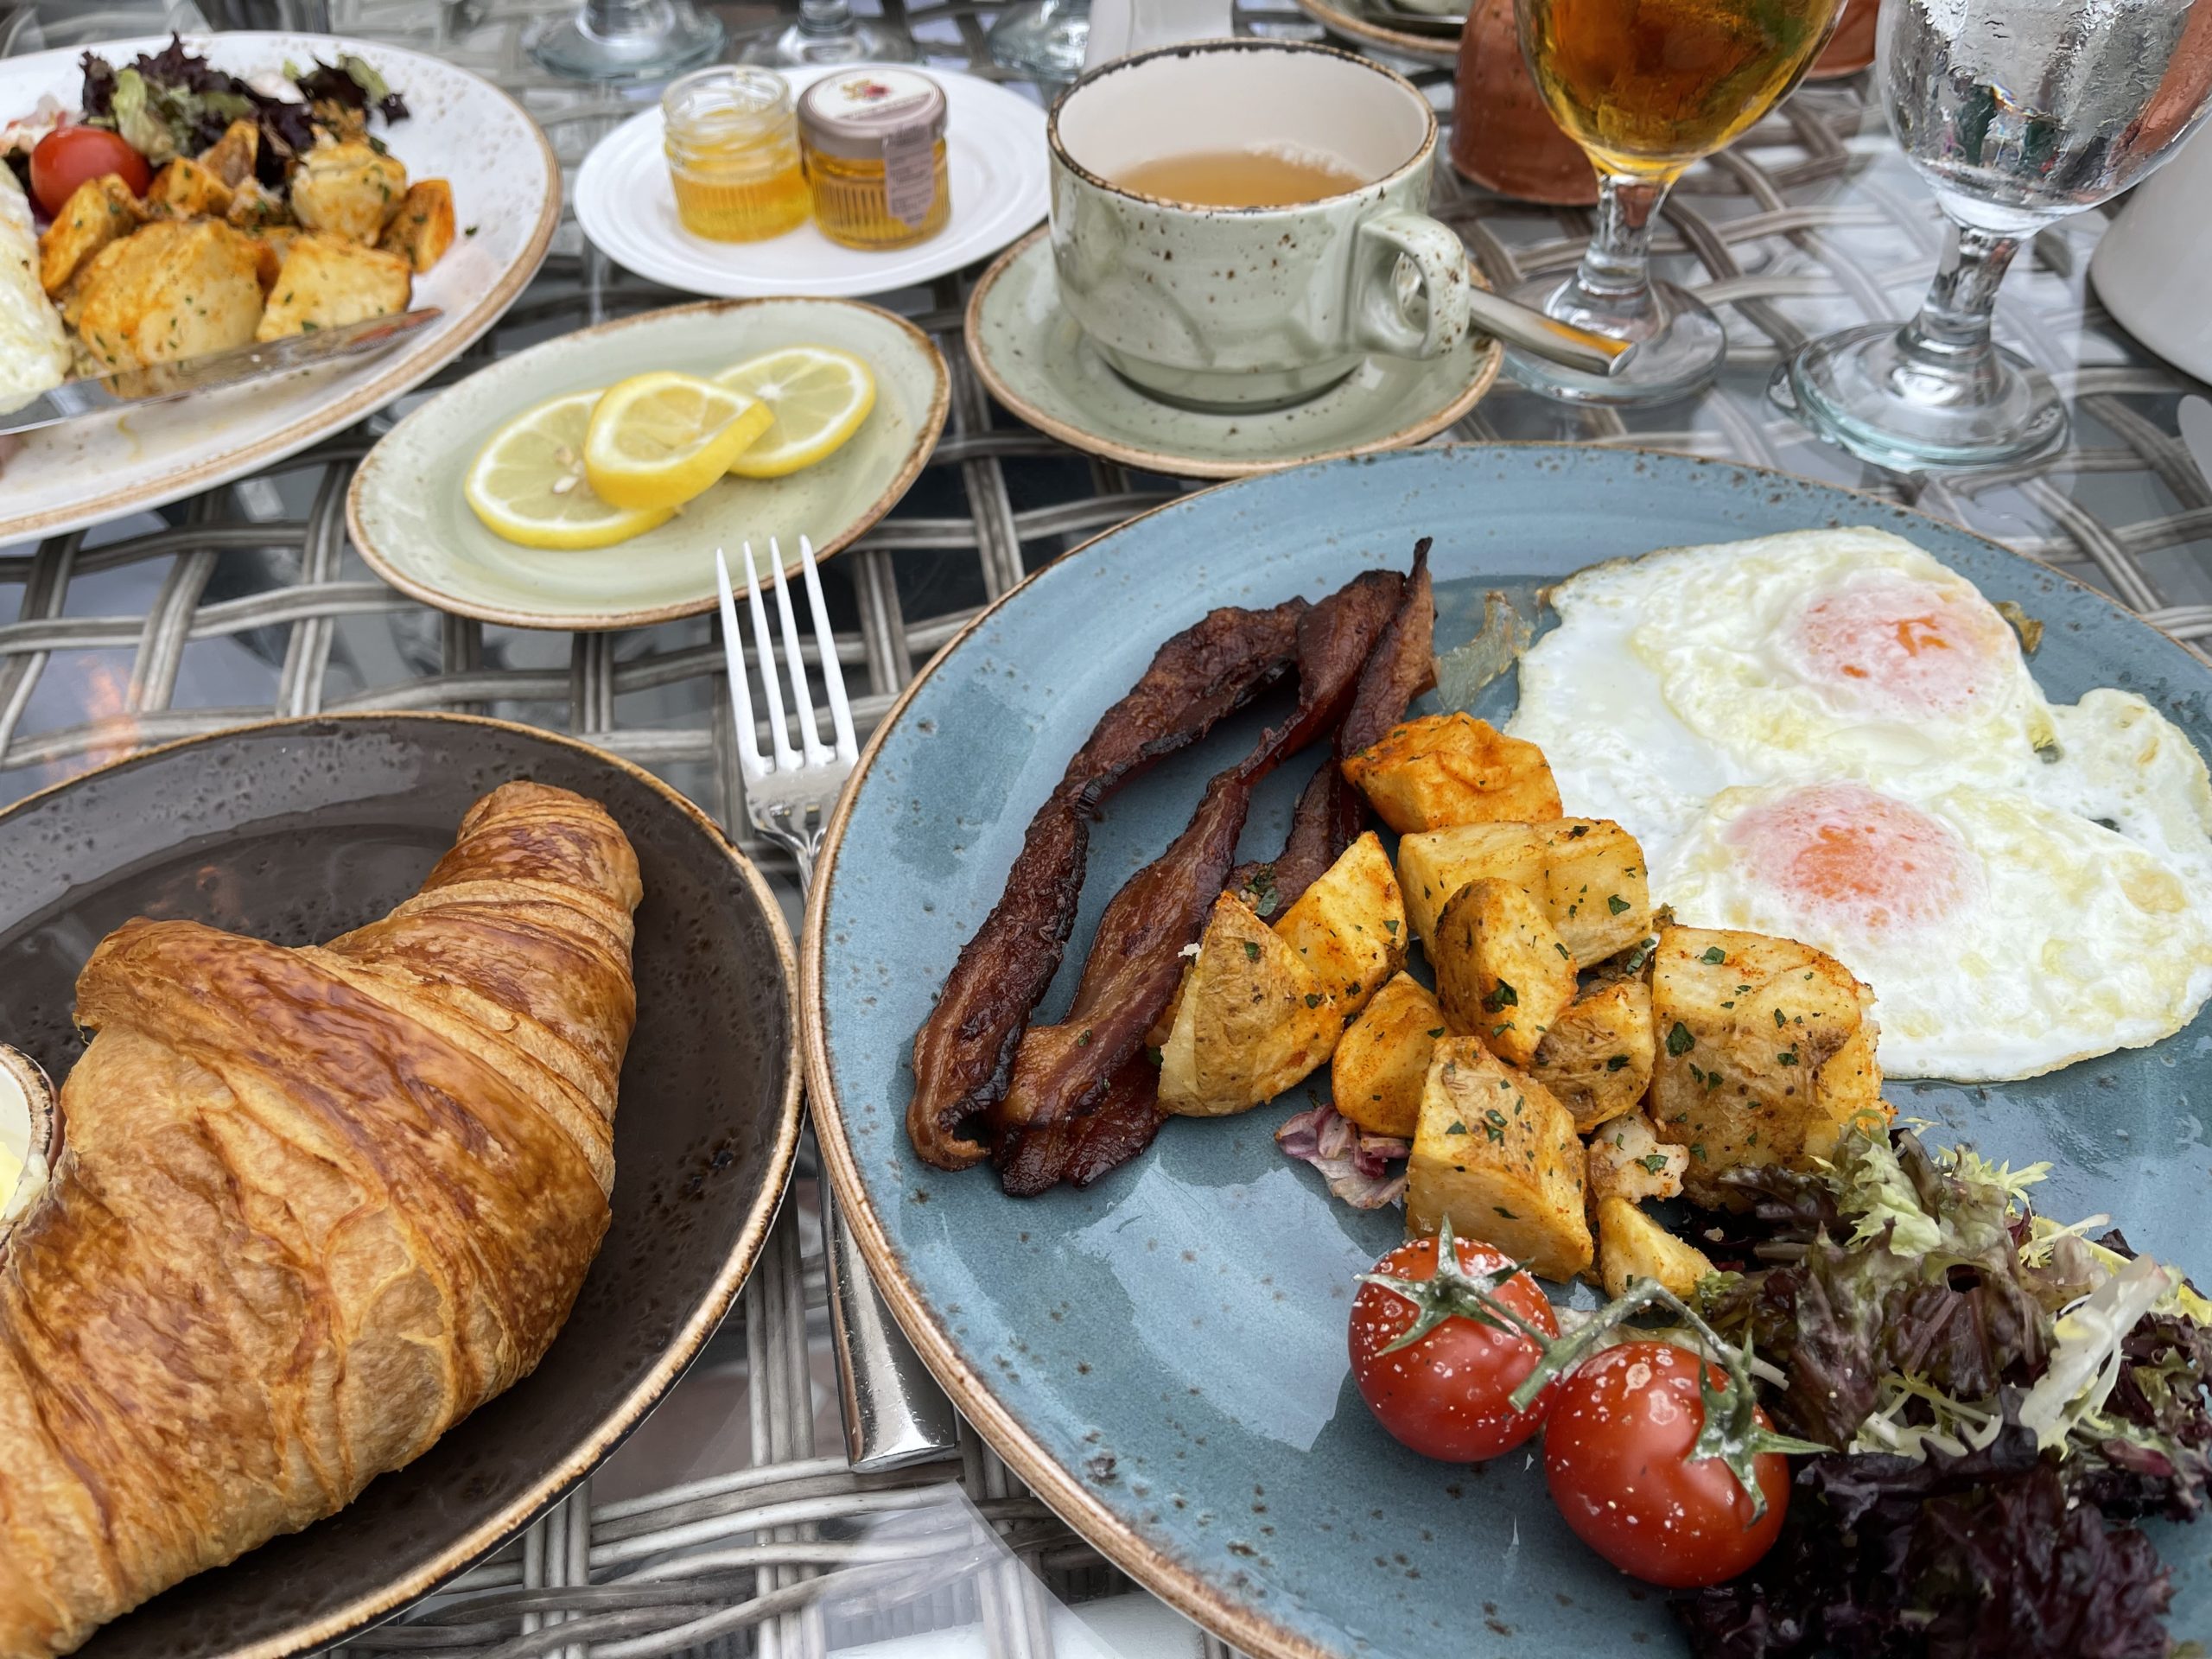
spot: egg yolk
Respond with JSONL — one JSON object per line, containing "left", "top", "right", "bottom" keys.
{"left": 1725, "top": 783, "right": 1974, "bottom": 933}
{"left": 1792, "top": 576, "right": 2013, "bottom": 718}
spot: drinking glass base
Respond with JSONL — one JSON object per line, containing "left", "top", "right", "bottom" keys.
{"left": 528, "top": 3, "right": 724, "bottom": 81}
{"left": 1770, "top": 321, "right": 2068, "bottom": 473}
{"left": 1502, "top": 274, "right": 1725, "bottom": 406}
{"left": 986, "top": 0, "right": 1091, "bottom": 84}
{"left": 738, "top": 19, "right": 918, "bottom": 66}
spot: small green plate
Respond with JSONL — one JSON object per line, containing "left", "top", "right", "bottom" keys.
{"left": 350, "top": 298, "right": 949, "bottom": 631}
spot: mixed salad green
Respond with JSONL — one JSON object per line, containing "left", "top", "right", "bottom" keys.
{"left": 1679, "top": 1128, "right": 2211, "bottom": 1656}
{"left": 1348, "top": 1123, "right": 2212, "bottom": 1656}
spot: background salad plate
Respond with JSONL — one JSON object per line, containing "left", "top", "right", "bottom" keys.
{"left": 0, "top": 33, "right": 558, "bottom": 547}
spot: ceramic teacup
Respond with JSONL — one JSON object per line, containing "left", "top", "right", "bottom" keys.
{"left": 1047, "top": 40, "right": 1475, "bottom": 410}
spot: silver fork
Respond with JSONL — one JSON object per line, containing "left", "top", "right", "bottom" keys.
{"left": 713, "top": 539, "right": 962, "bottom": 1475}
{"left": 716, "top": 537, "right": 857, "bottom": 882}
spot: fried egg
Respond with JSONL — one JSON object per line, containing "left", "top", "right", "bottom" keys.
{"left": 1666, "top": 780, "right": 2212, "bottom": 1079}
{"left": 0, "top": 167, "right": 67, "bottom": 410}
{"left": 1508, "top": 528, "right": 2212, "bottom": 1080}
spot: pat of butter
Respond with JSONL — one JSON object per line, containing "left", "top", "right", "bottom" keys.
{"left": 0, "top": 1052, "right": 47, "bottom": 1230}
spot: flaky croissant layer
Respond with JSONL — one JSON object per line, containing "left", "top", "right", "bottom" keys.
{"left": 0, "top": 781, "right": 643, "bottom": 1659}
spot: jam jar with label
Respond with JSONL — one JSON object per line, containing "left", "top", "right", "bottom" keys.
{"left": 798, "top": 69, "right": 951, "bottom": 251}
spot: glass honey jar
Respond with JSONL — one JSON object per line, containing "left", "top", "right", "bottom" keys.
{"left": 798, "top": 70, "right": 951, "bottom": 251}
{"left": 663, "top": 67, "right": 810, "bottom": 244}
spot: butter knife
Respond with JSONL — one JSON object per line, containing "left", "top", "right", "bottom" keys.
{"left": 0, "top": 308, "right": 443, "bottom": 436}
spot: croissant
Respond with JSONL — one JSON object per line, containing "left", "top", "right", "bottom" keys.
{"left": 0, "top": 780, "right": 643, "bottom": 1659}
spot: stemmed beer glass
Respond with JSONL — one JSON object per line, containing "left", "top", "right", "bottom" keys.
{"left": 1508, "top": 0, "right": 1845, "bottom": 404}
{"left": 1773, "top": 0, "right": 2212, "bottom": 470}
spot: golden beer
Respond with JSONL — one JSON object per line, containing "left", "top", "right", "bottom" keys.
{"left": 1520, "top": 0, "right": 1843, "bottom": 178}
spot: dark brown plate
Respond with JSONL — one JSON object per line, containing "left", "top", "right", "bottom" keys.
{"left": 0, "top": 714, "right": 803, "bottom": 1659}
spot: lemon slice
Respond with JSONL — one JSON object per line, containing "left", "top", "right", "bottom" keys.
{"left": 713, "top": 346, "right": 877, "bottom": 479}
{"left": 464, "top": 390, "right": 675, "bottom": 550}
{"left": 584, "top": 372, "right": 774, "bottom": 509}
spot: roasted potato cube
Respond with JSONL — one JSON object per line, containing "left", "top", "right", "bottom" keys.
{"left": 1158, "top": 893, "right": 1338, "bottom": 1117}
{"left": 1343, "top": 713, "right": 1562, "bottom": 834}
{"left": 1649, "top": 925, "right": 1887, "bottom": 1202}
{"left": 289, "top": 141, "right": 409, "bottom": 244}
{"left": 1586, "top": 1111, "right": 1688, "bottom": 1205}
{"left": 254, "top": 232, "right": 410, "bottom": 340}
{"left": 37, "top": 175, "right": 139, "bottom": 296}
{"left": 1272, "top": 831, "right": 1405, "bottom": 1019}
{"left": 1597, "top": 1197, "right": 1715, "bottom": 1300}
{"left": 1532, "top": 977, "right": 1656, "bottom": 1133}
{"left": 227, "top": 179, "right": 293, "bottom": 233}
{"left": 1331, "top": 971, "right": 1442, "bottom": 1139}
{"left": 377, "top": 179, "right": 454, "bottom": 273}
{"left": 1397, "top": 822, "right": 1547, "bottom": 947}
{"left": 198, "top": 117, "right": 260, "bottom": 188}
{"left": 73, "top": 220, "right": 263, "bottom": 371}
{"left": 144, "top": 156, "right": 234, "bottom": 221}
{"left": 1431, "top": 878, "right": 1575, "bottom": 1068}
{"left": 1538, "top": 819, "right": 1652, "bottom": 967}
{"left": 1406, "top": 1037, "right": 1591, "bottom": 1281}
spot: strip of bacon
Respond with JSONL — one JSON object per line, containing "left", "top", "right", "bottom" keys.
{"left": 1039, "top": 546, "right": 1439, "bottom": 1197}
{"left": 907, "top": 600, "right": 1307, "bottom": 1170}
{"left": 989, "top": 571, "right": 1406, "bottom": 1185}
{"left": 997, "top": 1052, "right": 1165, "bottom": 1197}
{"left": 1236, "top": 540, "right": 1436, "bottom": 913}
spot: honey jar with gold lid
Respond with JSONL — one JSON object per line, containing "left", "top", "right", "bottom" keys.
{"left": 798, "top": 70, "right": 951, "bottom": 251}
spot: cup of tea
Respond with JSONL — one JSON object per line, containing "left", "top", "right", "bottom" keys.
{"left": 1047, "top": 40, "right": 1475, "bottom": 410}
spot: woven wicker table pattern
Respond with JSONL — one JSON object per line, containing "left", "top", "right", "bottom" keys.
{"left": 0, "top": 2, "right": 2206, "bottom": 1655}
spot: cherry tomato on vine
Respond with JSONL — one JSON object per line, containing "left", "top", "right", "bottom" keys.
{"left": 1542, "top": 1340, "right": 1789, "bottom": 1587}
{"left": 1348, "top": 1228, "right": 1559, "bottom": 1462}
{"left": 29, "top": 126, "right": 150, "bottom": 217}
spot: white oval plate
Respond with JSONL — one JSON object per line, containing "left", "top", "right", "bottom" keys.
{"left": 573, "top": 64, "right": 1048, "bottom": 299}
{"left": 348, "top": 297, "right": 949, "bottom": 631}
{"left": 0, "top": 33, "right": 558, "bottom": 548}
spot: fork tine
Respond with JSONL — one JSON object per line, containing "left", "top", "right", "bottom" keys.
{"left": 767, "top": 537, "right": 831, "bottom": 767}
{"left": 714, "top": 549, "right": 768, "bottom": 783}
{"left": 799, "top": 535, "right": 857, "bottom": 764}
{"left": 742, "top": 541, "right": 798, "bottom": 771}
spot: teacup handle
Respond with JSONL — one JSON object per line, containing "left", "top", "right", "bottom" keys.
{"left": 1353, "top": 211, "right": 1474, "bottom": 361}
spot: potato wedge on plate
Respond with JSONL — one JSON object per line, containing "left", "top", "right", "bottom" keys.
{"left": 1273, "top": 830, "right": 1406, "bottom": 1019}
{"left": 1332, "top": 971, "right": 1443, "bottom": 1138}
{"left": 1343, "top": 712, "right": 1561, "bottom": 833}
{"left": 1405, "top": 1037, "right": 1591, "bottom": 1281}
{"left": 1649, "top": 924, "right": 1886, "bottom": 1201}
{"left": 1158, "top": 893, "right": 1338, "bottom": 1117}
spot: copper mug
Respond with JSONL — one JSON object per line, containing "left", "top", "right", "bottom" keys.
{"left": 1450, "top": 0, "right": 1597, "bottom": 205}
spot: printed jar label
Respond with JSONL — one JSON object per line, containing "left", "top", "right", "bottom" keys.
{"left": 881, "top": 126, "right": 938, "bottom": 226}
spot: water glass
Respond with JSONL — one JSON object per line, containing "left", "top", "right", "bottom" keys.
{"left": 529, "top": 0, "right": 724, "bottom": 82}
{"left": 1772, "top": 0, "right": 2212, "bottom": 470}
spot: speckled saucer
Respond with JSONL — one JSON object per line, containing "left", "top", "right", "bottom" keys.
{"left": 965, "top": 229, "right": 1502, "bottom": 480}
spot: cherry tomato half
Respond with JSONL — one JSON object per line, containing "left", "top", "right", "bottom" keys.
{"left": 1542, "top": 1340, "right": 1789, "bottom": 1588}
{"left": 29, "top": 126, "right": 150, "bottom": 218}
{"left": 1348, "top": 1233, "right": 1559, "bottom": 1462}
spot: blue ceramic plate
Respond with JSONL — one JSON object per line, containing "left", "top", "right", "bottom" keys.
{"left": 803, "top": 446, "right": 2212, "bottom": 1658}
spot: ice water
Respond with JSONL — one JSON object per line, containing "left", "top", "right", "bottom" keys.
{"left": 1882, "top": 0, "right": 2212, "bottom": 237}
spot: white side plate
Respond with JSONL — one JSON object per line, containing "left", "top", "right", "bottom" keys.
{"left": 574, "top": 64, "right": 1049, "bottom": 300}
